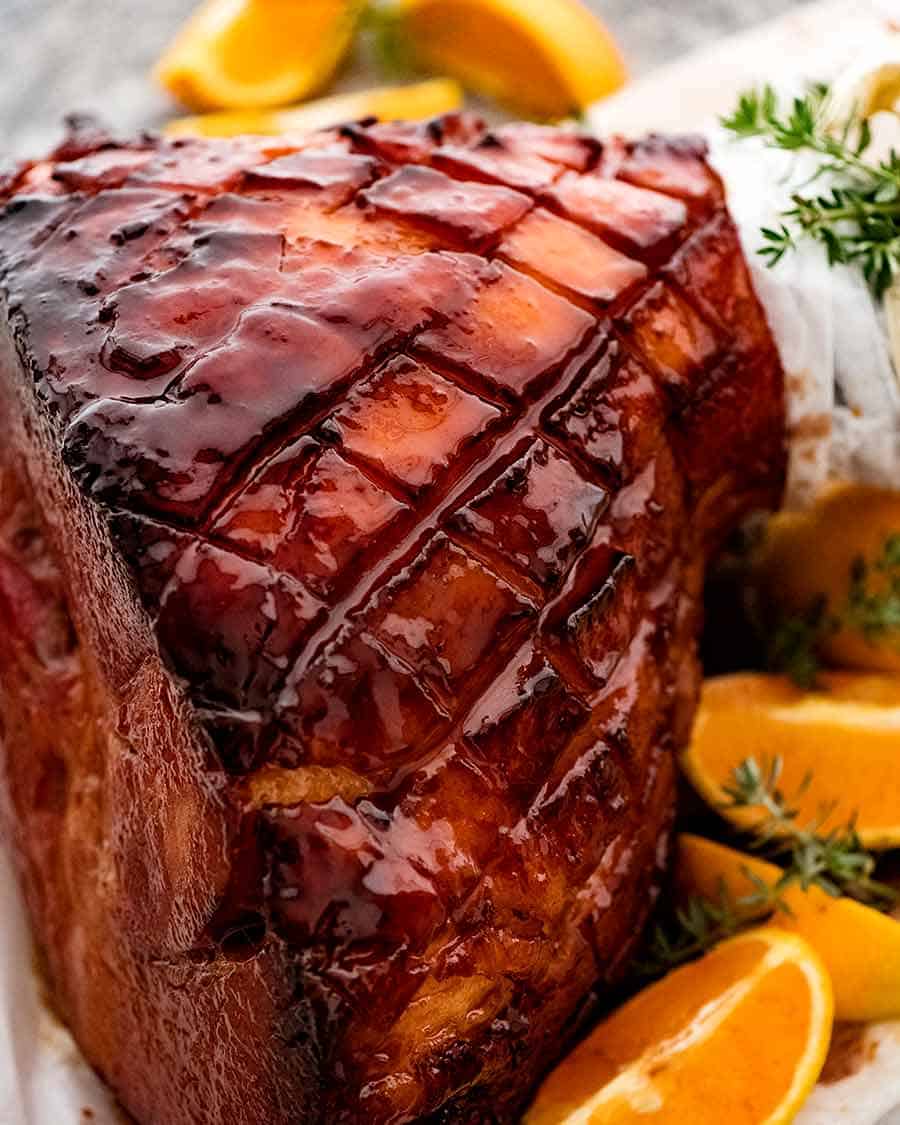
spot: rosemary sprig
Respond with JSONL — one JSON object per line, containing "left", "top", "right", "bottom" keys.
{"left": 638, "top": 755, "right": 896, "bottom": 978}
{"left": 769, "top": 534, "right": 900, "bottom": 687}
{"left": 722, "top": 84, "right": 900, "bottom": 297}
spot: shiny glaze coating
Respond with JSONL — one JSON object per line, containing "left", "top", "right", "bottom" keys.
{"left": 0, "top": 115, "right": 785, "bottom": 1123}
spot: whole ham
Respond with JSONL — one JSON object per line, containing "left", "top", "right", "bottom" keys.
{"left": 0, "top": 115, "right": 784, "bottom": 1124}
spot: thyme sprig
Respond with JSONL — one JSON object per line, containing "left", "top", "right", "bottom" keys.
{"left": 638, "top": 755, "right": 896, "bottom": 977}
{"left": 638, "top": 885, "right": 744, "bottom": 975}
{"left": 845, "top": 533, "right": 900, "bottom": 639}
{"left": 724, "top": 757, "right": 895, "bottom": 907}
{"left": 769, "top": 534, "right": 900, "bottom": 687}
{"left": 722, "top": 84, "right": 900, "bottom": 297}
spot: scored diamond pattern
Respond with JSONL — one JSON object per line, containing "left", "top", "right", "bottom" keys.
{"left": 0, "top": 113, "right": 786, "bottom": 1123}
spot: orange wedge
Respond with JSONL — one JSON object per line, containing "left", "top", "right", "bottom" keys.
{"left": 682, "top": 672, "right": 900, "bottom": 849}
{"left": 757, "top": 483, "right": 900, "bottom": 675}
{"left": 165, "top": 78, "right": 464, "bottom": 137}
{"left": 526, "top": 927, "right": 833, "bottom": 1125}
{"left": 676, "top": 834, "right": 900, "bottom": 1022}
{"left": 155, "top": 0, "right": 364, "bottom": 111}
{"left": 388, "top": 0, "right": 626, "bottom": 119}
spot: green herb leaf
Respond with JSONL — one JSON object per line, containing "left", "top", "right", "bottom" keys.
{"left": 637, "top": 886, "right": 744, "bottom": 977}
{"left": 637, "top": 754, "right": 896, "bottom": 979}
{"left": 769, "top": 535, "right": 900, "bottom": 686}
{"left": 722, "top": 84, "right": 900, "bottom": 297}
{"left": 362, "top": 1, "right": 416, "bottom": 78}
{"left": 721, "top": 756, "right": 896, "bottom": 910}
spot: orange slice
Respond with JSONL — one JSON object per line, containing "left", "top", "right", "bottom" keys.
{"left": 676, "top": 834, "right": 900, "bottom": 1022}
{"left": 756, "top": 483, "right": 900, "bottom": 675}
{"left": 526, "top": 928, "right": 833, "bottom": 1125}
{"left": 389, "top": 0, "right": 626, "bottom": 119}
{"left": 681, "top": 672, "right": 900, "bottom": 849}
{"left": 165, "top": 78, "right": 463, "bottom": 137}
{"left": 155, "top": 0, "right": 364, "bottom": 111}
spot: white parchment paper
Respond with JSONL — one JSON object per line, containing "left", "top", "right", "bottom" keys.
{"left": 0, "top": 847, "right": 118, "bottom": 1124}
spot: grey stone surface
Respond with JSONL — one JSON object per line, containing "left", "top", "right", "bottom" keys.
{"left": 0, "top": 0, "right": 805, "bottom": 158}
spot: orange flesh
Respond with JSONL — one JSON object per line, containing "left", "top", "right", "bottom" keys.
{"left": 676, "top": 834, "right": 900, "bottom": 1022}
{"left": 685, "top": 672, "right": 900, "bottom": 845}
{"left": 406, "top": 4, "right": 583, "bottom": 117}
{"left": 757, "top": 484, "right": 900, "bottom": 675}
{"left": 528, "top": 933, "right": 831, "bottom": 1125}
{"left": 213, "top": 1, "right": 347, "bottom": 84}
{"left": 579, "top": 961, "right": 815, "bottom": 1124}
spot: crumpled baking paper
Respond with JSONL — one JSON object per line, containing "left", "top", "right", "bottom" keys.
{"left": 0, "top": 847, "right": 118, "bottom": 1124}
{"left": 709, "top": 107, "right": 900, "bottom": 510}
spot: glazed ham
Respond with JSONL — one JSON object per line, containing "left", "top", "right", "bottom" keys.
{"left": 0, "top": 115, "right": 784, "bottom": 1124}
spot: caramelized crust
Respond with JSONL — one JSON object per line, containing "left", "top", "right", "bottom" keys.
{"left": 0, "top": 116, "right": 785, "bottom": 1124}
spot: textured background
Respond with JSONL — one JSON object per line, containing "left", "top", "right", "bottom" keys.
{"left": 0, "top": 0, "right": 805, "bottom": 158}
